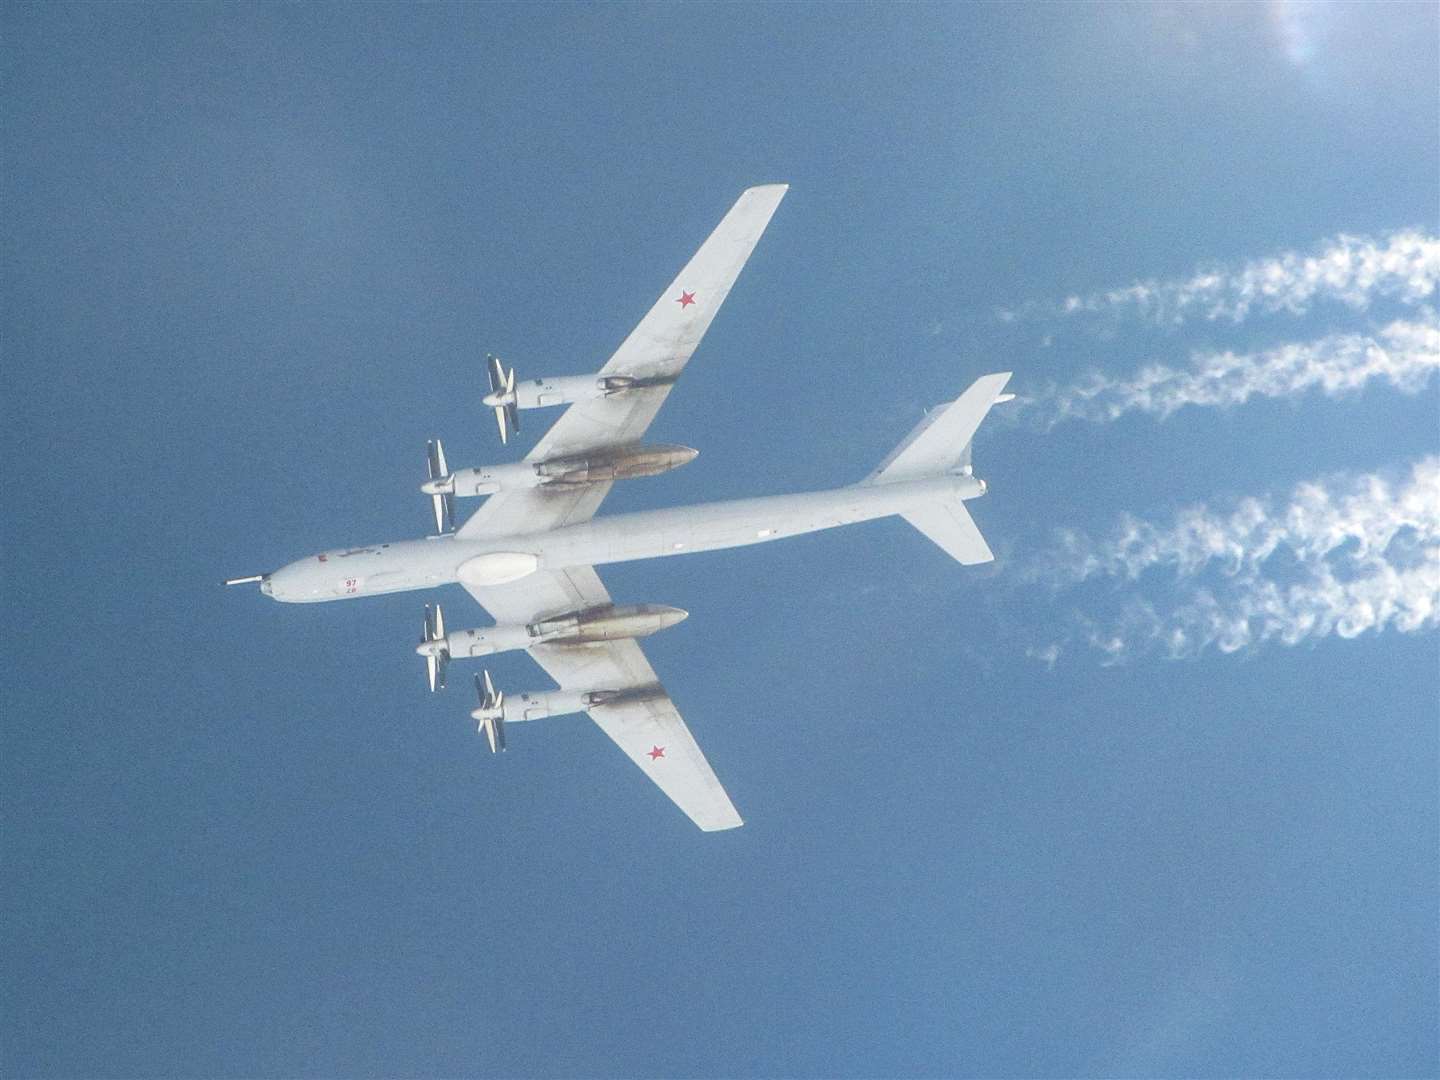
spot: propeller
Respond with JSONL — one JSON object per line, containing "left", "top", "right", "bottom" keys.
{"left": 425, "top": 439, "right": 455, "bottom": 534}
{"left": 484, "top": 354, "right": 520, "bottom": 445}
{"left": 473, "top": 670, "right": 507, "bottom": 753}
{"left": 419, "top": 603, "right": 448, "bottom": 692}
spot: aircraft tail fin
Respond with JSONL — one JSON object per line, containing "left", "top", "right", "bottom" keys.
{"left": 865, "top": 372, "right": 1012, "bottom": 485}
{"left": 865, "top": 372, "right": 1012, "bottom": 566}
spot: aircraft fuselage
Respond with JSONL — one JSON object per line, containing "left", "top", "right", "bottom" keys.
{"left": 262, "top": 474, "right": 983, "bottom": 603}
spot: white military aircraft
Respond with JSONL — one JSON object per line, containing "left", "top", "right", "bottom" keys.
{"left": 226, "top": 185, "right": 1013, "bottom": 831}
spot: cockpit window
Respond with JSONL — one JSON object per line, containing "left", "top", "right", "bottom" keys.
{"left": 324, "top": 546, "right": 379, "bottom": 560}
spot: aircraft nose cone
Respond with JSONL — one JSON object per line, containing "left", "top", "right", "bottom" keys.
{"left": 263, "top": 560, "right": 321, "bottom": 603}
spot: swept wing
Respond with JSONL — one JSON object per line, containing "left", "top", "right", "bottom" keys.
{"left": 464, "top": 567, "right": 741, "bottom": 830}
{"left": 455, "top": 185, "right": 787, "bottom": 829}
{"left": 457, "top": 183, "right": 787, "bottom": 541}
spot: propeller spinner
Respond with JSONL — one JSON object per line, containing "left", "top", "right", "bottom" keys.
{"left": 418, "top": 603, "right": 448, "bottom": 692}
{"left": 483, "top": 354, "right": 520, "bottom": 445}
{"left": 424, "top": 439, "right": 456, "bottom": 534}
{"left": 472, "top": 670, "right": 507, "bottom": 753}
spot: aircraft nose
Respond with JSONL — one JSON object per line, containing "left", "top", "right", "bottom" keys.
{"left": 263, "top": 565, "right": 303, "bottom": 602}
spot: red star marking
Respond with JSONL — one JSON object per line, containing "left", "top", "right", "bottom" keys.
{"left": 647, "top": 745, "right": 666, "bottom": 760}
{"left": 676, "top": 290, "right": 696, "bottom": 308}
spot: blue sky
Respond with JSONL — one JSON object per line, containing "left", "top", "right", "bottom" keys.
{"left": 3, "top": 3, "right": 1436, "bottom": 1077}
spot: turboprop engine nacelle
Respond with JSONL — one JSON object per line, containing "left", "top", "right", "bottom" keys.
{"left": 424, "top": 461, "right": 542, "bottom": 498}
{"left": 530, "top": 603, "right": 687, "bottom": 644}
{"left": 534, "top": 444, "right": 698, "bottom": 487}
{"left": 422, "top": 444, "right": 699, "bottom": 498}
{"left": 500, "top": 374, "right": 652, "bottom": 412}
{"left": 483, "top": 355, "right": 668, "bottom": 443}
{"left": 471, "top": 670, "right": 666, "bottom": 751}
{"left": 419, "top": 622, "right": 535, "bottom": 662}
{"left": 417, "top": 603, "right": 688, "bottom": 689}
{"left": 472, "top": 687, "right": 623, "bottom": 725}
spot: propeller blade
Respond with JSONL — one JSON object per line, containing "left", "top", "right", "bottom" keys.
{"left": 426, "top": 441, "right": 454, "bottom": 533}
{"left": 482, "top": 716, "right": 507, "bottom": 753}
{"left": 422, "top": 604, "right": 448, "bottom": 691}
{"left": 504, "top": 368, "right": 519, "bottom": 437}
{"left": 495, "top": 403, "right": 509, "bottom": 444}
{"left": 473, "top": 670, "right": 505, "bottom": 750}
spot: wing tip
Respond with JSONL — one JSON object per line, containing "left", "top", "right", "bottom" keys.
{"left": 699, "top": 815, "right": 746, "bottom": 832}
{"left": 962, "top": 371, "right": 1012, "bottom": 402}
{"left": 744, "top": 182, "right": 790, "bottom": 198}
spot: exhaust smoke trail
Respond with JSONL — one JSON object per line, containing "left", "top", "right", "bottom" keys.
{"left": 1023, "top": 312, "right": 1439, "bottom": 426}
{"left": 1029, "top": 457, "right": 1440, "bottom": 661}
{"left": 1001, "top": 229, "right": 1438, "bottom": 326}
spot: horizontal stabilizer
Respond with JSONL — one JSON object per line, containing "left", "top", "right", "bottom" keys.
{"left": 902, "top": 499, "right": 994, "bottom": 565}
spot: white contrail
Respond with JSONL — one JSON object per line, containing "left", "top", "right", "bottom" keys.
{"left": 1034, "top": 457, "right": 1440, "bottom": 660}
{"left": 1002, "top": 229, "right": 1439, "bottom": 325}
{"left": 1026, "top": 313, "right": 1439, "bottom": 425}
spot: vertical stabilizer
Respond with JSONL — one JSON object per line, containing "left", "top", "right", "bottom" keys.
{"left": 866, "top": 372, "right": 1011, "bottom": 484}
{"left": 864, "top": 372, "right": 1011, "bottom": 567}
